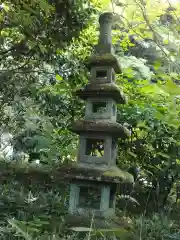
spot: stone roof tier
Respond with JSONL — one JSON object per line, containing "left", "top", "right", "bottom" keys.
{"left": 75, "top": 83, "right": 126, "bottom": 104}
{"left": 70, "top": 120, "right": 130, "bottom": 138}
{"left": 61, "top": 164, "right": 134, "bottom": 184}
{"left": 86, "top": 53, "right": 121, "bottom": 73}
{"left": 0, "top": 161, "right": 134, "bottom": 185}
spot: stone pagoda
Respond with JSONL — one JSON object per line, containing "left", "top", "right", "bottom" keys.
{"left": 65, "top": 12, "right": 133, "bottom": 231}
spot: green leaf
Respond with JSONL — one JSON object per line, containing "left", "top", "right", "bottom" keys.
{"left": 157, "top": 152, "right": 170, "bottom": 159}
{"left": 162, "top": 80, "right": 180, "bottom": 96}
{"left": 128, "top": 151, "right": 137, "bottom": 158}
{"left": 56, "top": 74, "right": 63, "bottom": 81}
{"left": 163, "top": 39, "right": 169, "bottom": 45}
{"left": 70, "top": 227, "right": 92, "bottom": 232}
{"left": 8, "top": 219, "right": 33, "bottom": 240}
{"left": 153, "top": 61, "right": 161, "bottom": 70}
{"left": 39, "top": 44, "right": 46, "bottom": 54}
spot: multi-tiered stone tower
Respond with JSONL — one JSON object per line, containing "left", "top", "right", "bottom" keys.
{"left": 66, "top": 12, "right": 133, "bottom": 230}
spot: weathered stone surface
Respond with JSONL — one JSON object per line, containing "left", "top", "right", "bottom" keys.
{"left": 85, "top": 98, "right": 117, "bottom": 122}
{"left": 64, "top": 214, "right": 133, "bottom": 230}
{"left": 75, "top": 83, "right": 126, "bottom": 104}
{"left": 0, "top": 162, "right": 133, "bottom": 184}
{"left": 86, "top": 53, "right": 121, "bottom": 73}
{"left": 77, "top": 134, "right": 117, "bottom": 166}
{"left": 61, "top": 164, "right": 134, "bottom": 184}
{"left": 70, "top": 120, "right": 130, "bottom": 138}
{"left": 90, "top": 66, "right": 116, "bottom": 84}
{"left": 69, "top": 183, "right": 115, "bottom": 218}
{"left": 98, "top": 12, "right": 113, "bottom": 46}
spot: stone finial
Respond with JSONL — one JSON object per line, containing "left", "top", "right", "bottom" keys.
{"left": 98, "top": 12, "right": 113, "bottom": 46}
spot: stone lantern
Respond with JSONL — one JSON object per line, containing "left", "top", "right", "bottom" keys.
{"left": 65, "top": 12, "right": 133, "bottom": 231}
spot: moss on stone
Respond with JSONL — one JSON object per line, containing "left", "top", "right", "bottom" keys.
{"left": 70, "top": 119, "right": 130, "bottom": 138}
{"left": 61, "top": 164, "right": 134, "bottom": 184}
{"left": 75, "top": 83, "right": 126, "bottom": 104}
{"left": 0, "top": 160, "right": 133, "bottom": 186}
{"left": 86, "top": 53, "right": 121, "bottom": 74}
{"left": 103, "top": 166, "right": 134, "bottom": 183}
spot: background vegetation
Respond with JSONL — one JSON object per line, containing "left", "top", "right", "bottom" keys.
{"left": 1, "top": 0, "right": 180, "bottom": 239}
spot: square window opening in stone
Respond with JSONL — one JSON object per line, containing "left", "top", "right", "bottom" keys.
{"left": 92, "top": 102, "right": 107, "bottom": 114}
{"left": 85, "top": 138, "right": 105, "bottom": 157}
{"left": 109, "top": 187, "right": 116, "bottom": 208}
{"left": 78, "top": 186, "right": 101, "bottom": 209}
{"left": 96, "top": 70, "right": 107, "bottom": 79}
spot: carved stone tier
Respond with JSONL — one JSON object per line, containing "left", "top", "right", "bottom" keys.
{"left": 0, "top": 161, "right": 133, "bottom": 227}
{"left": 75, "top": 83, "right": 126, "bottom": 104}
{"left": 86, "top": 53, "right": 121, "bottom": 73}
{"left": 66, "top": 164, "right": 133, "bottom": 219}
{"left": 62, "top": 164, "right": 133, "bottom": 184}
{"left": 70, "top": 120, "right": 130, "bottom": 138}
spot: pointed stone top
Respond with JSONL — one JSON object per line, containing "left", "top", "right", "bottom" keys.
{"left": 86, "top": 12, "right": 121, "bottom": 72}
{"left": 98, "top": 12, "right": 113, "bottom": 48}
